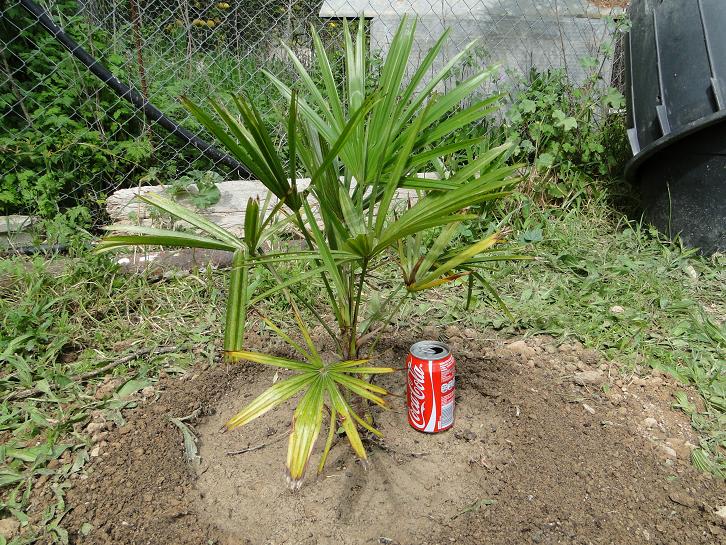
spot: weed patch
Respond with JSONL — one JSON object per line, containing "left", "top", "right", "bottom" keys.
{"left": 0, "top": 253, "right": 227, "bottom": 539}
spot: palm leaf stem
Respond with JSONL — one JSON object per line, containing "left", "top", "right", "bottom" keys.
{"left": 259, "top": 259, "right": 342, "bottom": 353}
{"left": 294, "top": 207, "right": 346, "bottom": 331}
{"left": 349, "top": 257, "right": 369, "bottom": 358}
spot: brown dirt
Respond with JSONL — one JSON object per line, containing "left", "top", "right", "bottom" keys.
{"left": 55, "top": 330, "right": 725, "bottom": 545}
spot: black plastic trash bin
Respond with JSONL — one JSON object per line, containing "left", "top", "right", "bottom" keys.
{"left": 624, "top": 0, "right": 726, "bottom": 254}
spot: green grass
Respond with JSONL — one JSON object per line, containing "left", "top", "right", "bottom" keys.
{"left": 0, "top": 253, "right": 229, "bottom": 542}
{"left": 0, "top": 193, "right": 724, "bottom": 542}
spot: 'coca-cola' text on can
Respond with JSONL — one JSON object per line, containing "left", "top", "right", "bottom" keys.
{"left": 406, "top": 341, "right": 455, "bottom": 433}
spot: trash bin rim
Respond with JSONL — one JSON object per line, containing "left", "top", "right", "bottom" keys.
{"left": 625, "top": 109, "right": 726, "bottom": 182}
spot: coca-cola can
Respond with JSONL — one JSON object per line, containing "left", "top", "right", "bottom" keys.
{"left": 406, "top": 341, "right": 455, "bottom": 433}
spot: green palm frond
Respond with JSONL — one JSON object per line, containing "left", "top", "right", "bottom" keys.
{"left": 224, "top": 249, "right": 248, "bottom": 354}
{"left": 225, "top": 349, "right": 393, "bottom": 487}
{"left": 97, "top": 193, "right": 244, "bottom": 253}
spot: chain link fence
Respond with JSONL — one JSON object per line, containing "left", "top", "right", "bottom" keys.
{"left": 0, "top": 0, "right": 627, "bottom": 229}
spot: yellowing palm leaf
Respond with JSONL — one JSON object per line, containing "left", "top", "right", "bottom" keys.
{"left": 225, "top": 349, "right": 393, "bottom": 486}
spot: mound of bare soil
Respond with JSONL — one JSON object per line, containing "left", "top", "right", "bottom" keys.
{"left": 56, "top": 331, "right": 725, "bottom": 545}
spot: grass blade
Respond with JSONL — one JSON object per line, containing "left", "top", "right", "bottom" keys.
{"left": 317, "top": 406, "right": 337, "bottom": 474}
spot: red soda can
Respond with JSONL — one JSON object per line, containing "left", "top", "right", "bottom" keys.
{"left": 406, "top": 341, "right": 455, "bottom": 433}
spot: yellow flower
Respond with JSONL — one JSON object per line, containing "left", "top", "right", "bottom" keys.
{"left": 192, "top": 18, "right": 205, "bottom": 27}
{"left": 206, "top": 19, "right": 216, "bottom": 28}
{"left": 217, "top": 2, "right": 230, "bottom": 9}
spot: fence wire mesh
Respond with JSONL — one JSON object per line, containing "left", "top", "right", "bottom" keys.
{"left": 0, "top": 0, "right": 628, "bottom": 228}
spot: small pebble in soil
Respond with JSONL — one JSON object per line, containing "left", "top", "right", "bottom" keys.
{"left": 658, "top": 444, "right": 678, "bottom": 459}
{"left": 454, "top": 430, "right": 477, "bottom": 442}
{"left": 419, "top": 325, "right": 434, "bottom": 337}
{"left": 141, "top": 386, "right": 155, "bottom": 398}
{"left": 669, "top": 491, "right": 696, "bottom": 508}
{"left": 507, "top": 340, "right": 536, "bottom": 359}
{"left": 641, "top": 417, "right": 658, "bottom": 429}
{"left": 683, "top": 264, "right": 699, "bottom": 281}
{"left": 0, "top": 517, "right": 20, "bottom": 540}
{"left": 91, "top": 432, "right": 108, "bottom": 444}
{"left": 86, "top": 422, "right": 105, "bottom": 434}
{"left": 573, "top": 370, "right": 604, "bottom": 386}
{"left": 94, "top": 377, "right": 123, "bottom": 400}
{"left": 581, "top": 349, "right": 600, "bottom": 365}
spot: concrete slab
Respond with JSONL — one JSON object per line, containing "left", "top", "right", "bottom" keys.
{"left": 106, "top": 180, "right": 314, "bottom": 237}
{"left": 320, "top": 0, "right": 615, "bottom": 18}
{"left": 1, "top": 215, "right": 37, "bottom": 250}
{"left": 113, "top": 248, "right": 235, "bottom": 275}
{"left": 0, "top": 215, "right": 35, "bottom": 234}
{"left": 107, "top": 177, "right": 425, "bottom": 236}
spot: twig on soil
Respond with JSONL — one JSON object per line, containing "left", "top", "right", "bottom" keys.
{"left": 226, "top": 433, "right": 288, "bottom": 456}
{"left": 78, "top": 345, "right": 180, "bottom": 381}
{"left": 5, "top": 345, "right": 180, "bottom": 401}
{"left": 425, "top": 514, "right": 454, "bottom": 530}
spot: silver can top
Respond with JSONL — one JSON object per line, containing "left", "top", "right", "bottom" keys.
{"left": 410, "top": 340, "right": 450, "bottom": 361}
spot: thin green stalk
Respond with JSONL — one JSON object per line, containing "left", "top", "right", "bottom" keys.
{"left": 367, "top": 293, "right": 410, "bottom": 355}
{"left": 294, "top": 208, "right": 345, "bottom": 332}
{"left": 465, "top": 273, "right": 475, "bottom": 310}
{"left": 261, "top": 259, "right": 342, "bottom": 353}
{"left": 349, "top": 258, "right": 369, "bottom": 358}
{"left": 357, "top": 284, "right": 404, "bottom": 338}
{"left": 224, "top": 249, "right": 248, "bottom": 354}
{"left": 243, "top": 205, "right": 340, "bottom": 349}
{"left": 317, "top": 405, "right": 337, "bottom": 474}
